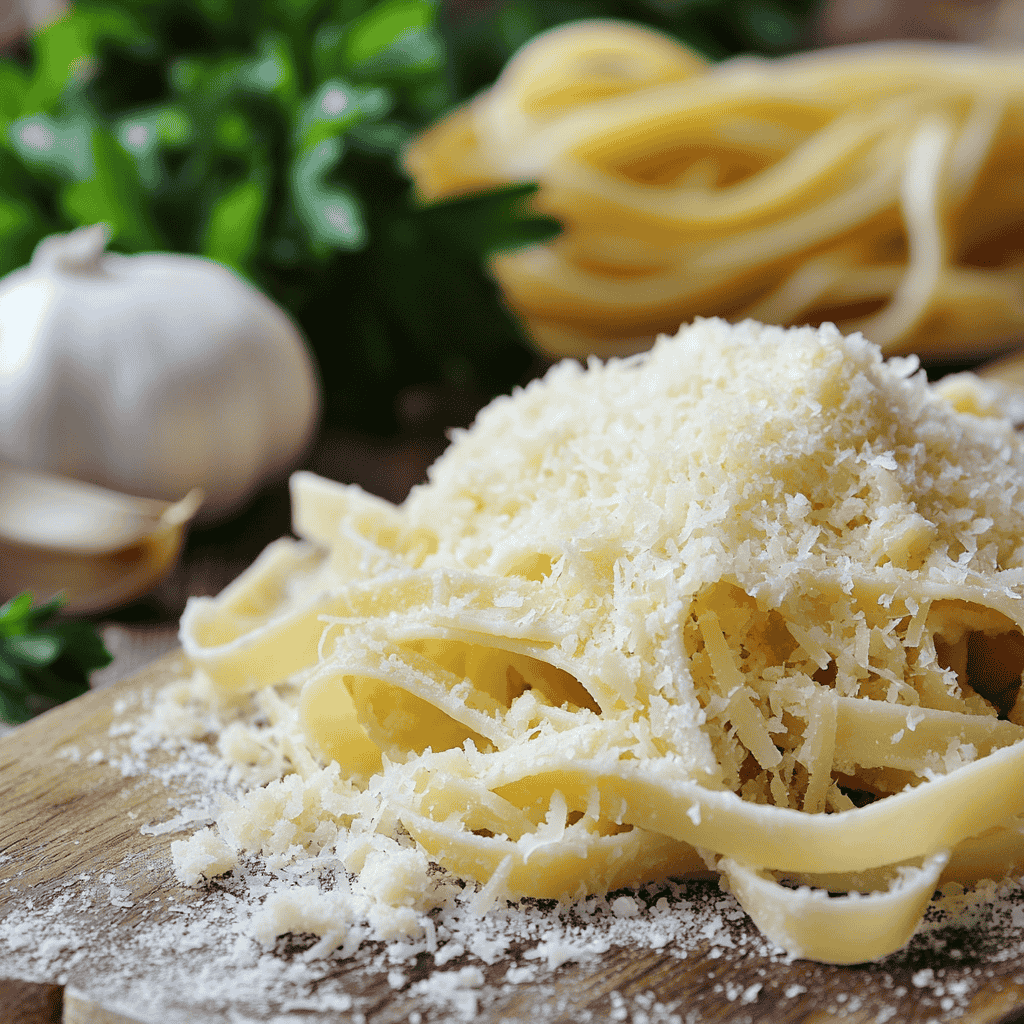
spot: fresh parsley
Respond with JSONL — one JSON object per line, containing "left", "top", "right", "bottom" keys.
{"left": 0, "top": 0, "right": 819, "bottom": 435}
{"left": 0, "top": 593, "right": 113, "bottom": 724}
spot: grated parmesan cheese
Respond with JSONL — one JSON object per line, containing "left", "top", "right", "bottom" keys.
{"left": 172, "top": 318, "right": 1024, "bottom": 966}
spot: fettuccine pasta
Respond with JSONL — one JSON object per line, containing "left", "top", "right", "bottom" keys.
{"left": 178, "top": 318, "right": 1024, "bottom": 964}
{"left": 404, "top": 21, "right": 1024, "bottom": 362}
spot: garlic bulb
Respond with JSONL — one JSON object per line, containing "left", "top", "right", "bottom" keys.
{"left": 0, "top": 225, "right": 321, "bottom": 522}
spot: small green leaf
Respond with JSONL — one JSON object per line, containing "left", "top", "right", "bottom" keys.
{"left": 0, "top": 592, "right": 34, "bottom": 630}
{"left": 344, "top": 0, "right": 436, "bottom": 68}
{"left": 52, "top": 620, "right": 113, "bottom": 674}
{"left": 296, "top": 80, "right": 394, "bottom": 154}
{"left": 24, "top": 594, "right": 64, "bottom": 628}
{"left": 0, "top": 63, "right": 29, "bottom": 120}
{"left": 203, "top": 178, "right": 268, "bottom": 270}
{"left": 290, "top": 138, "right": 367, "bottom": 253}
{"left": 21, "top": 5, "right": 143, "bottom": 112}
{"left": 5, "top": 633, "right": 63, "bottom": 667}
{"left": 61, "top": 128, "right": 161, "bottom": 249}
{"left": 0, "top": 593, "right": 111, "bottom": 723}
{"left": 0, "top": 688, "right": 31, "bottom": 725}
{"left": 25, "top": 13, "right": 96, "bottom": 111}
{"left": 354, "top": 28, "right": 445, "bottom": 81}
{"left": 238, "top": 33, "right": 300, "bottom": 111}
{"left": 340, "top": 0, "right": 446, "bottom": 84}
{"left": 419, "top": 182, "right": 561, "bottom": 259}
{"left": 10, "top": 113, "right": 93, "bottom": 180}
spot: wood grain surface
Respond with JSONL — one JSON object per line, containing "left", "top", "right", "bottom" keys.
{"left": 4, "top": 654, "right": 1024, "bottom": 1024}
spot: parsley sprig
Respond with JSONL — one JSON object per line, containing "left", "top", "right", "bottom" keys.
{"left": 0, "top": 593, "right": 113, "bottom": 724}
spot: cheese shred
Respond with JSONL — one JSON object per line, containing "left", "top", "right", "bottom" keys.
{"left": 176, "top": 318, "right": 1024, "bottom": 965}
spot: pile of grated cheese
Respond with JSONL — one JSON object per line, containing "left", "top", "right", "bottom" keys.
{"left": 168, "top": 318, "right": 1024, "bottom": 966}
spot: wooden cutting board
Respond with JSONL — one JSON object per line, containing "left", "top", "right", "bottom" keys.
{"left": 5, "top": 654, "right": 1024, "bottom": 1024}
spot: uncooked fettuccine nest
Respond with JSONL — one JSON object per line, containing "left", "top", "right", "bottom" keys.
{"left": 405, "top": 21, "right": 1024, "bottom": 362}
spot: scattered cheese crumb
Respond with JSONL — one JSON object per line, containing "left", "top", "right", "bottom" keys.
{"left": 170, "top": 828, "right": 237, "bottom": 886}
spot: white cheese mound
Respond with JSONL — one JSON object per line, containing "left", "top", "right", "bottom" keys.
{"left": 175, "top": 318, "right": 1024, "bottom": 966}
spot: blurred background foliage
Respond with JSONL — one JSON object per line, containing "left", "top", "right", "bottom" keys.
{"left": 0, "top": 0, "right": 821, "bottom": 435}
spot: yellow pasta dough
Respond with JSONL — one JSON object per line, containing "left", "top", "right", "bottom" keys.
{"left": 180, "top": 318, "right": 1024, "bottom": 964}
{"left": 404, "top": 21, "right": 1024, "bottom": 362}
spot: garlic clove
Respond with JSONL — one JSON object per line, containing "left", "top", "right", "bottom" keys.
{"left": 0, "top": 461, "right": 202, "bottom": 613}
{"left": 0, "top": 462, "right": 201, "bottom": 554}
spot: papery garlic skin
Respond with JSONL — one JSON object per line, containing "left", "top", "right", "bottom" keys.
{"left": 0, "top": 225, "right": 321, "bottom": 522}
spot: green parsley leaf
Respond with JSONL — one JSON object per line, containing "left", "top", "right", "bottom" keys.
{"left": 0, "top": 593, "right": 113, "bottom": 724}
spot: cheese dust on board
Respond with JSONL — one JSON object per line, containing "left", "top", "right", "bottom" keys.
{"left": 7, "top": 613, "right": 1024, "bottom": 1022}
